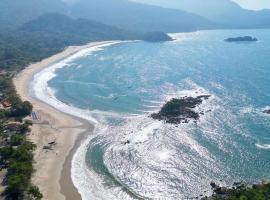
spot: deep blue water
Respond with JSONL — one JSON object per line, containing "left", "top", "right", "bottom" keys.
{"left": 48, "top": 30, "right": 270, "bottom": 199}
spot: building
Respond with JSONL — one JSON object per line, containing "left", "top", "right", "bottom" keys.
{"left": 1, "top": 100, "right": 12, "bottom": 108}
{"left": 0, "top": 70, "right": 7, "bottom": 76}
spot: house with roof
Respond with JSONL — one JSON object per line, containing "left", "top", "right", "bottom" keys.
{"left": 0, "top": 69, "right": 7, "bottom": 76}
{"left": 1, "top": 100, "right": 12, "bottom": 109}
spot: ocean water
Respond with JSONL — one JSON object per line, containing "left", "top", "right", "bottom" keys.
{"left": 32, "top": 30, "right": 270, "bottom": 200}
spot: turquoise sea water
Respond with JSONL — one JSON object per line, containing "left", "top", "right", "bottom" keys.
{"left": 40, "top": 30, "right": 270, "bottom": 199}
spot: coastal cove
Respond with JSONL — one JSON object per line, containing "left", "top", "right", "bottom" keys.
{"left": 14, "top": 29, "right": 270, "bottom": 200}
{"left": 0, "top": 0, "right": 269, "bottom": 199}
{"left": 13, "top": 41, "right": 117, "bottom": 200}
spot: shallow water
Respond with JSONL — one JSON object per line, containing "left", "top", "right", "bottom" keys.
{"left": 33, "top": 30, "right": 270, "bottom": 199}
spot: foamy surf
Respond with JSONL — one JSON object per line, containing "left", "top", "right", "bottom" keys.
{"left": 255, "top": 143, "right": 270, "bottom": 149}
{"left": 29, "top": 29, "right": 270, "bottom": 200}
{"left": 169, "top": 31, "right": 201, "bottom": 42}
{"left": 30, "top": 41, "right": 123, "bottom": 124}
{"left": 71, "top": 124, "right": 142, "bottom": 200}
{"left": 29, "top": 40, "right": 144, "bottom": 200}
{"left": 70, "top": 81, "right": 221, "bottom": 199}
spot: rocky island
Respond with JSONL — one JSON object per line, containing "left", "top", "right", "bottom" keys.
{"left": 224, "top": 36, "right": 257, "bottom": 42}
{"left": 151, "top": 95, "right": 210, "bottom": 124}
{"left": 263, "top": 109, "right": 270, "bottom": 114}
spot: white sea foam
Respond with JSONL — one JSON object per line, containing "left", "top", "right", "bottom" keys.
{"left": 169, "top": 31, "right": 201, "bottom": 42}
{"left": 240, "top": 106, "right": 255, "bottom": 114}
{"left": 210, "top": 82, "right": 224, "bottom": 90}
{"left": 71, "top": 126, "right": 136, "bottom": 200}
{"left": 255, "top": 143, "right": 270, "bottom": 149}
{"left": 31, "top": 41, "right": 123, "bottom": 124}
{"left": 239, "top": 105, "right": 270, "bottom": 118}
{"left": 70, "top": 76, "right": 241, "bottom": 199}
{"left": 61, "top": 80, "right": 108, "bottom": 88}
{"left": 72, "top": 122, "right": 145, "bottom": 200}
{"left": 153, "top": 148, "right": 173, "bottom": 161}
{"left": 29, "top": 35, "right": 267, "bottom": 199}
{"left": 131, "top": 121, "right": 162, "bottom": 144}
{"left": 29, "top": 41, "right": 136, "bottom": 200}
{"left": 99, "top": 108, "right": 220, "bottom": 199}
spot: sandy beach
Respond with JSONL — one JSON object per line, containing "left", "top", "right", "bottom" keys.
{"left": 13, "top": 41, "right": 111, "bottom": 200}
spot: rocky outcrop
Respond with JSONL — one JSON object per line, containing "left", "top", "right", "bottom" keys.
{"left": 263, "top": 109, "right": 270, "bottom": 114}
{"left": 201, "top": 181, "right": 270, "bottom": 200}
{"left": 151, "top": 95, "right": 210, "bottom": 124}
{"left": 224, "top": 36, "right": 257, "bottom": 42}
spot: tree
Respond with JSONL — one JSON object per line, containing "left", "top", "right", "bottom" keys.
{"left": 27, "top": 185, "right": 43, "bottom": 200}
{"left": 5, "top": 174, "right": 25, "bottom": 200}
{"left": 0, "top": 146, "right": 13, "bottom": 160}
{"left": 10, "top": 134, "right": 25, "bottom": 146}
{"left": 11, "top": 101, "right": 33, "bottom": 117}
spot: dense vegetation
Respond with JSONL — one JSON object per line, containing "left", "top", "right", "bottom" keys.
{"left": 0, "top": 13, "right": 171, "bottom": 73}
{"left": 0, "top": 0, "right": 66, "bottom": 31}
{"left": 20, "top": 13, "right": 172, "bottom": 43}
{"left": 0, "top": 76, "right": 42, "bottom": 200}
{"left": 0, "top": 32, "right": 59, "bottom": 72}
{"left": 0, "top": 10, "right": 171, "bottom": 200}
{"left": 202, "top": 182, "right": 270, "bottom": 200}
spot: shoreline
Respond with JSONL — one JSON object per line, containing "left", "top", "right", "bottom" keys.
{"left": 59, "top": 117, "right": 94, "bottom": 200}
{"left": 13, "top": 41, "right": 113, "bottom": 200}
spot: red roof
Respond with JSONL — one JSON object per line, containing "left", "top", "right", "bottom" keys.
{"left": 1, "top": 101, "right": 12, "bottom": 108}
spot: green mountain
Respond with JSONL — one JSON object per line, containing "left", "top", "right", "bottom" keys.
{"left": 0, "top": 0, "right": 214, "bottom": 33}
{"left": 19, "top": 13, "right": 172, "bottom": 42}
{"left": 1, "top": 0, "right": 270, "bottom": 33}
{"left": 0, "top": 13, "right": 171, "bottom": 71}
{"left": 0, "top": 0, "right": 66, "bottom": 31}
{"left": 65, "top": 0, "right": 215, "bottom": 32}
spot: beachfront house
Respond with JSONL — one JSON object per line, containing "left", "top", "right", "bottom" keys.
{"left": 1, "top": 100, "right": 12, "bottom": 109}
{"left": 0, "top": 70, "right": 7, "bottom": 76}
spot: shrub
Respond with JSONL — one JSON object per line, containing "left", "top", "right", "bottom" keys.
{"left": 27, "top": 185, "right": 43, "bottom": 200}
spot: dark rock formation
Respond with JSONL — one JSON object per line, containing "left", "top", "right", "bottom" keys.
{"left": 143, "top": 31, "right": 173, "bottom": 42}
{"left": 210, "top": 182, "right": 217, "bottom": 188}
{"left": 202, "top": 181, "right": 270, "bottom": 200}
{"left": 263, "top": 109, "right": 270, "bottom": 114}
{"left": 151, "top": 95, "right": 210, "bottom": 124}
{"left": 224, "top": 36, "right": 257, "bottom": 42}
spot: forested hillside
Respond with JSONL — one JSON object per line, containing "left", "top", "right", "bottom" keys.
{"left": 0, "top": 13, "right": 171, "bottom": 72}
{"left": 0, "top": 0, "right": 214, "bottom": 33}
{"left": 66, "top": 0, "right": 214, "bottom": 32}
{"left": 0, "top": 0, "right": 66, "bottom": 31}
{"left": 1, "top": 0, "right": 270, "bottom": 33}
